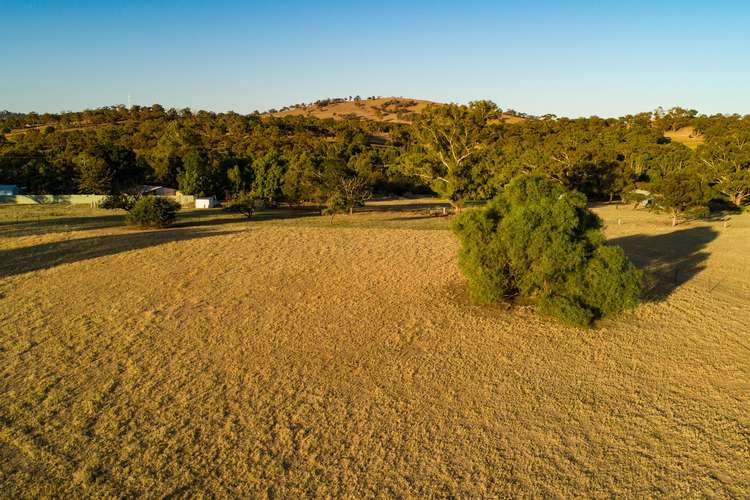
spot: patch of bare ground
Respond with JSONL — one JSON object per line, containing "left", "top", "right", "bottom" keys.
{"left": 664, "top": 126, "right": 705, "bottom": 149}
{"left": 0, "top": 202, "right": 748, "bottom": 496}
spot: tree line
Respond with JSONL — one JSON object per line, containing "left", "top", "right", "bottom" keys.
{"left": 1, "top": 102, "right": 749, "bottom": 221}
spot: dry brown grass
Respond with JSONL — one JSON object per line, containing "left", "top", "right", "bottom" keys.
{"left": 272, "top": 97, "right": 433, "bottom": 123}
{"left": 664, "top": 126, "right": 705, "bottom": 150}
{"left": 1, "top": 201, "right": 748, "bottom": 496}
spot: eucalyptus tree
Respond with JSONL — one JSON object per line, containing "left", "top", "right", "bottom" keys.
{"left": 402, "top": 100, "right": 503, "bottom": 209}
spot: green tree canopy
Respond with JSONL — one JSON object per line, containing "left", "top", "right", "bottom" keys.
{"left": 402, "top": 100, "right": 503, "bottom": 208}
{"left": 452, "top": 175, "right": 642, "bottom": 327}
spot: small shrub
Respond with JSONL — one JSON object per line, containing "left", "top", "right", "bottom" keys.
{"left": 125, "top": 196, "right": 180, "bottom": 228}
{"left": 452, "top": 174, "right": 642, "bottom": 327}
{"left": 322, "top": 191, "right": 346, "bottom": 223}
{"left": 224, "top": 191, "right": 255, "bottom": 218}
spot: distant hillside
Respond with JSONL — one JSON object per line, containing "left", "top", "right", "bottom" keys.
{"left": 271, "top": 97, "right": 527, "bottom": 124}
{"left": 271, "top": 97, "right": 432, "bottom": 123}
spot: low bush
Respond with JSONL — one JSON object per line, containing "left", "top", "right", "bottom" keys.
{"left": 125, "top": 196, "right": 180, "bottom": 228}
{"left": 224, "top": 191, "right": 255, "bottom": 218}
{"left": 452, "top": 174, "right": 642, "bottom": 327}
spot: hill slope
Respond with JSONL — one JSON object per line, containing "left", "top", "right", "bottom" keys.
{"left": 272, "top": 97, "right": 527, "bottom": 124}
{"left": 272, "top": 97, "right": 433, "bottom": 123}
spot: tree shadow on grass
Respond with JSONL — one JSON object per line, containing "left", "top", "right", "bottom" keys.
{"left": 608, "top": 226, "right": 719, "bottom": 302}
{"left": 360, "top": 201, "right": 452, "bottom": 213}
{"left": 0, "top": 207, "right": 324, "bottom": 239}
{"left": 0, "top": 208, "right": 251, "bottom": 237}
{"left": 175, "top": 207, "right": 322, "bottom": 227}
{"left": 0, "top": 228, "right": 237, "bottom": 279}
{"left": 0, "top": 213, "right": 127, "bottom": 238}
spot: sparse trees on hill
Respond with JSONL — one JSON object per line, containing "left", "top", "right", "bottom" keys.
{"left": 282, "top": 152, "right": 319, "bottom": 206}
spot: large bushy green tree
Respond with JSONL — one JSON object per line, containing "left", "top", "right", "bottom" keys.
{"left": 655, "top": 170, "right": 712, "bottom": 225}
{"left": 452, "top": 175, "right": 642, "bottom": 327}
{"left": 176, "top": 148, "right": 224, "bottom": 197}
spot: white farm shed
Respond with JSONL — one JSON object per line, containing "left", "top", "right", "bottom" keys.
{"left": 195, "top": 196, "right": 219, "bottom": 209}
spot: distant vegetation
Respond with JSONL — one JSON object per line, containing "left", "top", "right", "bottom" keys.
{"left": 1, "top": 101, "right": 749, "bottom": 225}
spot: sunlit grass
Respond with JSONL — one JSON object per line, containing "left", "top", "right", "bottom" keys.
{"left": 1, "top": 200, "right": 748, "bottom": 496}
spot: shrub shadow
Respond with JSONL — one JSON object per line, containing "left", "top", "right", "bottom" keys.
{"left": 177, "top": 207, "right": 322, "bottom": 226}
{"left": 608, "top": 226, "right": 718, "bottom": 302}
{"left": 0, "top": 228, "right": 237, "bottom": 278}
{"left": 360, "top": 201, "right": 452, "bottom": 213}
{"left": 0, "top": 206, "right": 325, "bottom": 239}
{"left": 0, "top": 213, "right": 126, "bottom": 237}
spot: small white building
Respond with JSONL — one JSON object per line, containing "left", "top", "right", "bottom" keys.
{"left": 195, "top": 196, "right": 219, "bottom": 209}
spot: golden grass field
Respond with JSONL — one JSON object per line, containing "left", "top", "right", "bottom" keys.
{"left": 0, "top": 200, "right": 748, "bottom": 497}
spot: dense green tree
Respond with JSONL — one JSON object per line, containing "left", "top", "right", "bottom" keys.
{"left": 655, "top": 170, "right": 712, "bottom": 225}
{"left": 282, "top": 152, "right": 319, "bottom": 205}
{"left": 251, "top": 151, "right": 286, "bottom": 206}
{"left": 176, "top": 149, "right": 224, "bottom": 197}
{"left": 226, "top": 163, "right": 252, "bottom": 195}
{"left": 698, "top": 128, "right": 750, "bottom": 208}
{"left": 452, "top": 175, "right": 642, "bottom": 327}
{"left": 75, "top": 144, "right": 139, "bottom": 194}
{"left": 75, "top": 153, "right": 111, "bottom": 194}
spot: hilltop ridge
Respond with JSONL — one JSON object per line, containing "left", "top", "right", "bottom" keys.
{"left": 271, "top": 97, "right": 527, "bottom": 124}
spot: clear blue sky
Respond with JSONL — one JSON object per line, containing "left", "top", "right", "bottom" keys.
{"left": 2, "top": 0, "right": 749, "bottom": 117}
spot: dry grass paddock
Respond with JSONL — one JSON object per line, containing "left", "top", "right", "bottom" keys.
{"left": 0, "top": 200, "right": 748, "bottom": 496}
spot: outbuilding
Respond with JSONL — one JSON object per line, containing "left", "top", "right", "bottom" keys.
{"left": 139, "top": 185, "right": 180, "bottom": 196}
{"left": 629, "top": 189, "right": 654, "bottom": 208}
{"left": 0, "top": 185, "right": 18, "bottom": 196}
{"left": 195, "top": 196, "right": 219, "bottom": 209}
